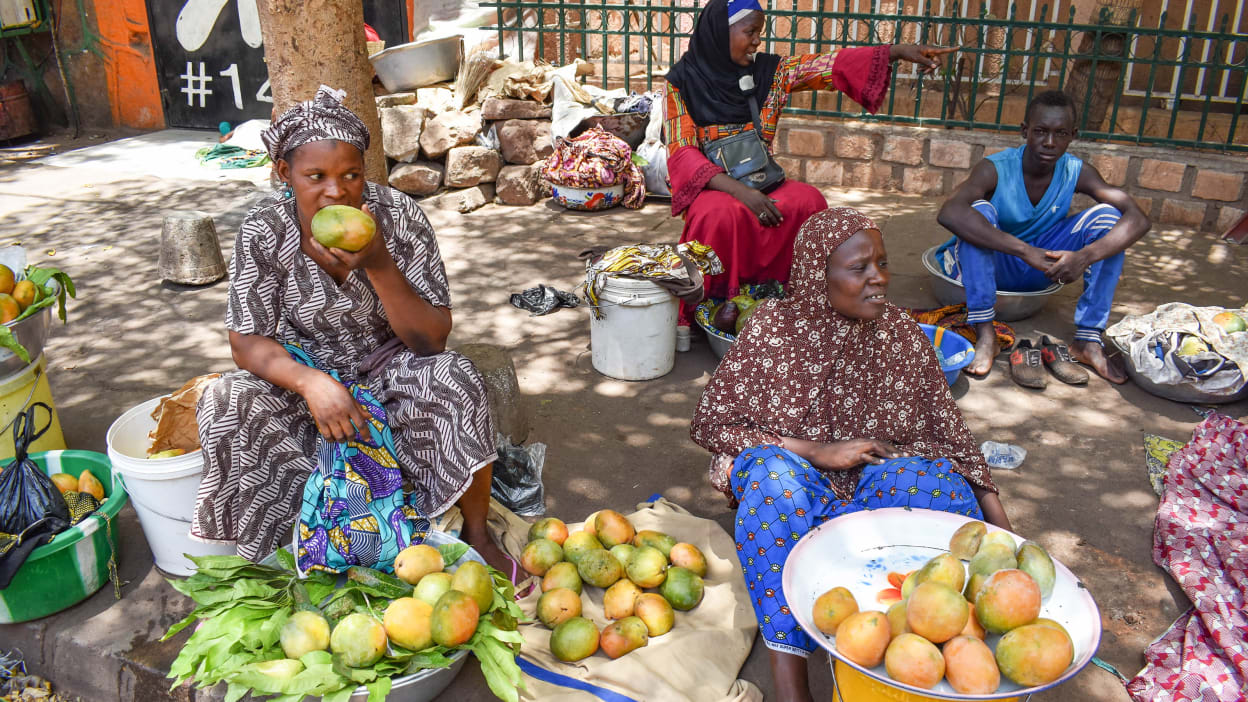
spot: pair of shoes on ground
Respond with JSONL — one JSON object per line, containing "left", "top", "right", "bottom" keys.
{"left": 1009, "top": 336, "right": 1089, "bottom": 389}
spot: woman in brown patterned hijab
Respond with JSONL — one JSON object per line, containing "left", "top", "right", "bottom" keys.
{"left": 690, "top": 207, "right": 1009, "bottom": 700}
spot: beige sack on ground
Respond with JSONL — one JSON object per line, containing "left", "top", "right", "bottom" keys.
{"left": 476, "top": 497, "right": 762, "bottom": 702}
{"left": 147, "top": 374, "right": 219, "bottom": 454}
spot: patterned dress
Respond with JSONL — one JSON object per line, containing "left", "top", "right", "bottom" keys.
{"left": 192, "top": 183, "right": 495, "bottom": 562}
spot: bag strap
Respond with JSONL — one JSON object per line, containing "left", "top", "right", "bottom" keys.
{"left": 747, "top": 94, "right": 766, "bottom": 141}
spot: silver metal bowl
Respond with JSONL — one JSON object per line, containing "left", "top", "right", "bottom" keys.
{"left": 0, "top": 305, "right": 52, "bottom": 378}
{"left": 370, "top": 36, "right": 464, "bottom": 94}
{"left": 1110, "top": 336, "right": 1248, "bottom": 405}
{"left": 921, "top": 245, "right": 1062, "bottom": 322}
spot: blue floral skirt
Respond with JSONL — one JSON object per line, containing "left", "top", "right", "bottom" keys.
{"left": 728, "top": 445, "right": 983, "bottom": 656}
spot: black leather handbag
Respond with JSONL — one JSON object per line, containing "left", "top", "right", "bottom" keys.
{"left": 702, "top": 94, "right": 786, "bottom": 193}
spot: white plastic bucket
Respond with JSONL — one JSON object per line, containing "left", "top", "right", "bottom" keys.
{"left": 105, "top": 396, "right": 236, "bottom": 576}
{"left": 589, "top": 276, "right": 677, "bottom": 381}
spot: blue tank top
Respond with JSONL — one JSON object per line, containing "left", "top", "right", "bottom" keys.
{"left": 988, "top": 145, "right": 1082, "bottom": 244}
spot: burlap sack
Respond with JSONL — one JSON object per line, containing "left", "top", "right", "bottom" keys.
{"left": 476, "top": 497, "right": 762, "bottom": 702}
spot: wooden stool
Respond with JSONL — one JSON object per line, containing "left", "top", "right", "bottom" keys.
{"left": 159, "top": 211, "right": 226, "bottom": 285}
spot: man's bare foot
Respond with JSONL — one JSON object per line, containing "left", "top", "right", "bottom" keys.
{"left": 1071, "top": 339, "right": 1128, "bottom": 384}
{"left": 462, "top": 529, "right": 516, "bottom": 580}
{"left": 965, "top": 322, "right": 1001, "bottom": 377}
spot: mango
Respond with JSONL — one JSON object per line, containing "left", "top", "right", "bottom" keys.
{"left": 394, "top": 544, "right": 444, "bottom": 586}
{"left": 0, "top": 264, "right": 13, "bottom": 295}
{"left": 413, "top": 571, "right": 454, "bottom": 608}
{"left": 609, "top": 544, "right": 636, "bottom": 567}
{"left": 383, "top": 597, "right": 434, "bottom": 651}
{"left": 280, "top": 610, "right": 330, "bottom": 659}
{"left": 562, "top": 531, "right": 604, "bottom": 565}
{"left": 603, "top": 579, "right": 643, "bottom": 619}
{"left": 0, "top": 294, "right": 17, "bottom": 324}
{"left": 633, "top": 530, "right": 676, "bottom": 558}
{"left": 10, "top": 280, "right": 37, "bottom": 310}
{"left": 520, "top": 538, "right": 564, "bottom": 576}
{"left": 600, "top": 616, "right": 649, "bottom": 659}
{"left": 975, "top": 569, "right": 1041, "bottom": 634}
{"left": 886, "top": 601, "right": 910, "bottom": 640}
{"left": 963, "top": 573, "right": 989, "bottom": 602}
{"left": 979, "top": 530, "right": 1017, "bottom": 553}
{"left": 915, "top": 553, "right": 965, "bottom": 593}
{"left": 968, "top": 543, "right": 1017, "bottom": 587}
{"left": 582, "top": 511, "right": 601, "bottom": 537}
{"left": 884, "top": 633, "right": 945, "bottom": 689}
{"left": 943, "top": 635, "right": 1001, "bottom": 694}
{"left": 49, "top": 473, "right": 78, "bottom": 494}
{"left": 1032, "top": 617, "right": 1072, "bottom": 643}
{"left": 1177, "top": 335, "right": 1210, "bottom": 356}
{"left": 451, "top": 560, "right": 494, "bottom": 614}
{"left": 542, "top": 561, "right": 583, "bottom": 594}
{"left": 528, "top": 517, "right": 569, "bottom": 546}
{"left": 1213, "top": 311, "right": 1247, "bottom": 334}
{"left": 906, "top": 581, "right": 968, "bottom": 644}
{"left": 812, "top": 586, "right": 859, "bottom": 636}
{"left": 577, "top": 548, "right": 623, "bottom": 588}
{"left": 78, "top": 470, "right": 105, "bottom": 501}
{"left": 995, "top": 623, "right": 1074, "bottom": 687}
{"left": 835, "top": 611, "right": 890, "bottom": 667}
{"left": 960, "top": 605, "right": 987, "bottom": 640}
{"left": 330, "top": 612, "right": 387, "bottom": 668}
{"left": 899, "top": 570, "right": 920, "bottom": 601}
{"left": 634, "top": 593, "right": 675, "bottom": 637}
{"left": 537, "top": 587, "right": 582, "bottom": 629}
{"left": 147, "top": 448, "right": 187, "bottom": 459}
{"left": 668, "top": 542, "right": 708, "bottom": 577}
{"left": 625, "top": 546, "right": 667, "bottom": 588}
{"left": 659, "top": 566, "right": 704, "bottom": 611}
{"left": 1016, "top": 541, "right": 1056, "bottom": 599}
{"left": 240, "top": 658, "right": 304, "bottom": 687}
{"left": 550, "top": 616, "right": 599, "bottom": 662}
{"left": 593, "top": 509, "right": 635, "bottom": 549}
{"left": 310, "top": 204, "right": 376, "bottom": 252}
{"left": 430, "top": 590, "right": 480, "bottom": 647}
{"left": 949, "top": 520, "right": 987, "bottom": 560}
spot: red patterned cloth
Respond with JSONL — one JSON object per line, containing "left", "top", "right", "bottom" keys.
{"left": 1127, "top": 413, "right": 1248, "bottom": 701}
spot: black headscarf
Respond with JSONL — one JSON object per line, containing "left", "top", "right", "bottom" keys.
{"left": 665, "top": 0, "right": 782, "bottom": 127}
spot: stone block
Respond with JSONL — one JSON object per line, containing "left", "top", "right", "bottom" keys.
{"left": 845, "top": 161, "right": 893, "bottom": 190}
{"left": 834, "top": 133, "right": 875, "bottom": 160}
{"left": 498, "top": 119, "right": 554, "bottom": 165}
{"left": 376, "top": 92, "right": 416, "bottom": 107}
{"left": 882, "top": 136, "right": 924, "bottom": 165}
{"left": 419, "top": 110, "right": 483, "bottom": 160}
{"left": 1159, "top": 199, "right": 1206, "bottom": 228}
{"left": 1087, "top": 153, "right": 1128, "bottom": 186}
{"left": 786, "top": 128, "right": 825, "bottom": 157}
{"left": 1137, "top": 159, "right": 1186, "bottom": 192}
{"left": 806, "top": 159, "right": 843, "bottom": 185}
{"left": 983, "top": 145, "right": 1011, "bottom": 158}
{"left": 389, "top": 161, "right": 444, "bottom": 197}
{"left": 774, "top": 156, "right": 803, "bottom": 180}
{"left": 1216, "top": 205, "right": 1245, "bottom": 233}
{"left": 1192, "top": 170, "right": 1244, "bottom": 202}
{"left": 416, "top": 86, "right": 455, "bottom": 114}
{"left": 1132, "top": 197, "right": 1153, "bottom": 218}
{"left": 902, "top": 167, "right": 944, "bottom": 195}
{"left": 444, "top": 146, "right": 504, "bottom": 187}
{"left": 482, "top": 97, "right": 553, "bottom": 120}
{"left": 379, "top": 105, "right": 427, "bottom": 163}
{"left": 421, "top": 185, "right": 495, "bottom": 213}
{"left": 455, "top": 343, "right": 529, "bottom": 443}
{"left": 928, "top": 139, "right": 973, "bottom": 169}
{"left": 495, "top": 163, "right": 545, "bottom": 205}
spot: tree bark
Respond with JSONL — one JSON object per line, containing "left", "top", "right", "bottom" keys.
{"left": 257, "top": 0, "right": 386, "bottom": 182}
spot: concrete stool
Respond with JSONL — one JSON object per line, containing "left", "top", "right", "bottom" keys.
{"left": 159, "top": 211, "right": 227, "bottom": 285}
{"left": 456, "top": 343, "right": 529, "bottom": 444}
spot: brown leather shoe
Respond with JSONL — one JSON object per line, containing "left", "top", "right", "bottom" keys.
{"left": 1041, "top": 336, "right": 1090, "bottom": 385}
{"left": 1009, "top": 339, "right": 1047, "bottom": 389}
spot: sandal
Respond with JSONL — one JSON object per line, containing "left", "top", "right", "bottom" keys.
{"left": 1040, "top": 336, "right": 1089, "bottom": 385}
{"left": 1009, "top": 339, "right": 1047, "bottom": 389}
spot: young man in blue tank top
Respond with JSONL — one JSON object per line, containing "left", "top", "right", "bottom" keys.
{"left": 935, "top": 90, "right": 1151, "bottom": 384}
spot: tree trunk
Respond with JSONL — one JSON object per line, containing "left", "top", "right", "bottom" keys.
{"left": 257, "top": 0, "right": 386, "bottom": 182}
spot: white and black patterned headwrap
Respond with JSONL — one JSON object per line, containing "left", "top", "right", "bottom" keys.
{"left": 261, "top": 85, "right": 370, "bottom": 162}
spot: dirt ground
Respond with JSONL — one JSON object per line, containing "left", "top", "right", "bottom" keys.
{"left": 0, "top": 131, "right": 1244, "bottom": 702}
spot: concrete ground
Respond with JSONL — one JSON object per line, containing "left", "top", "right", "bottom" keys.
{"left": 0, "top": 130, "right": 1244, "bottom": 702}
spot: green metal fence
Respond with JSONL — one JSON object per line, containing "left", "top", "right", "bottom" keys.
{"left": 482, "top": 0, "right": 1247, "bottom": 153}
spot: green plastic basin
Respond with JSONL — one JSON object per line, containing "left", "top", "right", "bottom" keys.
{"left": 0, "top": 450, "right": 128, "bottom": 623}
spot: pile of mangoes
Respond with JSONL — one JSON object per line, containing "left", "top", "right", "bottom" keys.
{"left": 0, "top": 264, "right": 42, "bottom": 324}
{"left": 519, "top": 510, "right": 709, "bottom": 662}
{"left": 814, "top": 521, "right": 1070, "bottom": 694}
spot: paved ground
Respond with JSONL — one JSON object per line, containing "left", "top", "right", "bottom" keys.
{"left": 0, "top": 129, "right": 1244, "bottom": 702}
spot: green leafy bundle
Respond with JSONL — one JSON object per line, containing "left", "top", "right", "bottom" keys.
{"left": 0, "top": 265, "right": 76, "bottom": 364}
{"left": 163, "top": 545, "right": 525, "bottom": 702}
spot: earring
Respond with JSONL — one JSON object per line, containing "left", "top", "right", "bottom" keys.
{"left": 282, "top": 183, "right": 293, "bottom": 198}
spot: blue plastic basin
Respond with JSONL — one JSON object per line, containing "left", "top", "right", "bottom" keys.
{"left": 918, "top": 323, "right": 975, "bottom": 385}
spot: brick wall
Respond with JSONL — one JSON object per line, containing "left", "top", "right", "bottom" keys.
{"left": 772, "top": 118, "right": 1248, "bottom": 233}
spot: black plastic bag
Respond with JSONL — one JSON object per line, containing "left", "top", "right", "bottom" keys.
{"left": 509, "top": 285, "right": 579, "bottom": 316}
{"left": 490, "top": 435, "right": 547, "bottom": 517}
{"left": 0, "top": 403, "right": 70, "bottom": 588}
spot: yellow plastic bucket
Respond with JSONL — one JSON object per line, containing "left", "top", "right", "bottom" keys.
{"left": 0, "top": 354, "right": 66, "bottom": 461}
{"left": 833, "top": 661, "right": 1023, "bottom": 702}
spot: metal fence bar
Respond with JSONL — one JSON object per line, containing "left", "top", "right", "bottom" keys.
{"left": 480, "top": 0, "right": 1248, "bottom": 152}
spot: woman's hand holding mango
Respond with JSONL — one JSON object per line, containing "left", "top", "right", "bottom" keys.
{"left": 299, "top": 371, "right": 373, "bottom": 442}
{"left": 309, "top": 204, "right": 393, "bottom": 272}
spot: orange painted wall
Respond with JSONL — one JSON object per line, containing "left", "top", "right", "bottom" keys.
{"left": 93, "top": 0, "right": 164, "bottom": 129}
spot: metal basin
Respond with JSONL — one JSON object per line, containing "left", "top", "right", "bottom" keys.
{"left": 0, "top": 305, "right": 52, "bottom": 378}
{"left": 370, "top": 36, "right": 463, "bottom": 93}
{"left": 921, "top": 245, "right": 1062, "bottom": 322}
{"left": 1110, "top": 336, "right": 1248, "bottom": 405}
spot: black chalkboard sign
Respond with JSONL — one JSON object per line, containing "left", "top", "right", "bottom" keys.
{"left": 147, "top": 0, "right": 407, "bottom": 130}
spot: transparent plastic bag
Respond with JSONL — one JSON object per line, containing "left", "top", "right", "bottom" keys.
{"left": 980, "top": 441, "right": 1026, "bottom": 470}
